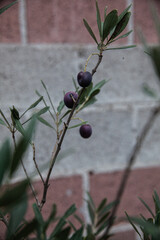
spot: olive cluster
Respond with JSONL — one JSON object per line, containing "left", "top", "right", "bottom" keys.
{"left": 64, "top": 71, "right": 92, "bottom": 138}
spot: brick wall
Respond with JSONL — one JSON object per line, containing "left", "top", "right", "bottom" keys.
{"left": 0, "top": 0, "right": 160, "bottom": 239}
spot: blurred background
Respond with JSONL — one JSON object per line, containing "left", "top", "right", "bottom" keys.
{"left": 0, "top": 0, "right": 160, "bottom": 239}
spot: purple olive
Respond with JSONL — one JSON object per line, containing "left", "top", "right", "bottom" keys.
{"left": 79, "top": 124, "right": 92, "bottom": 138}
{"left": 64, "top": 91, "right": 78, "bottom": 109}
{"left": 77, "top": 71, "right": 92, "bottom": 87}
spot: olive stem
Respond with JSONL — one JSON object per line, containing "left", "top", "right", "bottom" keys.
{"left": 39, "top": 50, "right": 103, "bottom": 210}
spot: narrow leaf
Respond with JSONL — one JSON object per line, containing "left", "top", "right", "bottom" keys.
{"left": 96, "top": 0, "right": 102, "bottom": 39}
{"left": 125, "top": 212, "right": 143, "bottom": 239}
{"left": 33, "top": 203, "right": 44, "bottom": 225}
{"left": 110, "top": 12, "right": 131, "bottom": 40}
{"left": 7, "top": 195, "right": 28, "bottom": 239}
{"left": 138, "top": 197, "right": 155, "bottom": 218}
{"left": 27, "top": 96, "right": 43, "bottom": 111}
{"left": 70, "top": 227, "right": 83, "bottom": 240}
{"left": 97, "top": 198, "right": 107, "bottom": 213}
{"left": 50, "top": 204, "right": 76, "bottom": 238}
{"left": 0, "top": 118, "right": 7, "bottom": 126}
{"left": 0, "top": 180, "right": 28, "bottom": 207}
{"left": 0, "top": 140, "right": 11, "bottom": 185}
{"left": 0, "top": 0, "right": 18, "bottom": 15}
{"left": 35, "top": 106, "right": 50, "bottom": 116}
{"left": 118, "top": 4, "right": 132, "bottom": 22}
{"left": 111, "top": 30, "right": 133, "bottom": 42}
{"left": 106, "top": 45, "right": 136, "bottom": 50}
{"left": 57, "top": 100, "right": 65, "bottom": 114}
{"left": 10, "top": 118, "right": 36, "bottom": 176}
{"left": 103, "top": 10, "right": 118, "bottom": 41}
{"left": 83, "top": 19, "right": 98, "bottom": 44}
{"left": 13, "top": 219, "right": 38, "bottom": 240}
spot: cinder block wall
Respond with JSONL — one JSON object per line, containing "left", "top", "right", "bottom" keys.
{"left": 1, "top": 0, "right": 160, "bottom": 239}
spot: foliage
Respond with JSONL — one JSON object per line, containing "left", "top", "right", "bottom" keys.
{"left": 126, "top": 191, "right": 160, "bottom": 240}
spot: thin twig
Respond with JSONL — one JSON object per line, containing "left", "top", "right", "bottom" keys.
{"left": 32, "top": 142, "right": 45, "bottom": 184}
{"left": 100, "top": 105, "right": 160, "bottom": 240}
{"left": 40, "top": 52, "right": 103, "bottom": 210}
{"left": 12, "top": 130, "right": 40, "bottom": 207}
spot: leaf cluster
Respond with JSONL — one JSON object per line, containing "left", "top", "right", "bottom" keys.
{"left": 83, "top": 1, "right": 135, "bottom": 51}
{"left": 126, "top": 190, "right": 160, "bottom": 240}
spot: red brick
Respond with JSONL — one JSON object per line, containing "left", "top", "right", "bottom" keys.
{"left": 26, "top": 175, "right": 83, "bottom": 235}
{"left": 110, "top": 229, "right": 135, "bottom": 240}
{"left": 27, "top": 0, "right": 127, "bottom": 44}
{"left": 90, "top": 167, "right": 160, "bottom": 221}
{"left": 134, "top": 0, "right": 160, "bottom": 43}
{"left": 0, "top": 0, "right": 20, "bottom": 43}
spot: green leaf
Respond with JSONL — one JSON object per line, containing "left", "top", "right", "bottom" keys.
{"left": 155, "top": 211, "right": 160, "bottom": 226}
{"left": 50, "top": 204, "right": 76, "bottom": 238}
{"left": 14, "top": 119, "right": 26, "bottom": 137}
{"left": 97, "top": 198, "right": 107, "bottom": 213}
{"left": 79, "top": 83, "right": 93, "bottom": 105}
{"left": 87, "top": 201, "right": 95, "bottom": 225}
{"left": 28, "top": 96, "right": 43, "bottom": 110}
{"left": 138, "top": 197, "right": 155, "bottom": 218}
{"left": 74, "top": 214, "right": 84, "bottom": 226}
{"left": 60, "top": 109, "right": 72, "bottom": 122}
{"left": 153, "top": 190, "right": 160, "bottom": 214}
{"left": 54, "top": 226, "right": 71, "bottom": 240}
{"left": 96, "top": 212, "right": 110, "bottom": 227}
{"left": 82, "top": 97, "right": 97, "bottom": 109}
{"left": 89, "top": 79, "right": 107, "bottom": 97}
{"left": 95, "top": 219, "right": 109, "bottom": 235}
{"left": 87, "top": 192, "right": 95, "bottom": 209}
{"left": 111, "top": 30, "right": 133, "bottom": 42}
{"left": 125, "top": 212, "right": 143, "bottom": 240}
{"left": 13, "top": 219, "right": 38, "bottom": 240}
{"left": 104, "top": 6, "right": 107, "bottom": 19}
{"left": 99, "top": 200, "right": 116, "bottom": 217}
{"left": 110, "top": 12, "right": 131, "bottom": 40}
{"left": 0, "top": 140, "right": 11, "bottom": 185}
{"left": 72, "top": 76, "right": 79, "bottom": 92}
{"left": 6, "top": 194, "right": 28, "bottom": 239}
{"left": 83, "top": 19, "right": 98, "bottom": 44}
{"left": 0, "top": 118, "right": 7, "bottom": 126}
{"left": 57, "top": 100, "right": 65, "bottom": 114}
{"left": 103, "top": 10, "right": 118, "bottom": 41}
{"left": 35, "top": 106, "right": 50, "bottom": 116}
{"left": 130, "top": 217, "right": 160, "bottom": 238}
{"left": 44, "top": 204, "right": 57, "bottom": 232}
{"left": 118, "top": 4, "right": 132, "bottom": 22}
{"left": 21, "top": 96, "right": 43, "bottom": 117}
{"left": 33, "top": 203, "right": 44, "bottom": 225}
{"left": 37, "top": 116, "right": 55, "bottom": 130}
{"left": 106, "top": 45, "right": 136, "bottom": 50}
{"left": 96, "top": 1, "right": 102, "bottom": 39}
{"left": 0, "top": 0, "right": 18, "bottom": 15}
{"left": 69, "top": 227, "right": 83, "bottom": 240}
{"left": 150, "top": 46, "right": 160, "bottom": 79}
{"left": 0, "top": 180, "right": 28, "bottom": 208}
{"left": 69, "top": 121, "right": 88, "bottom": 129}
{"left": 10, "top": 118, "right": 36, "bottom": 177}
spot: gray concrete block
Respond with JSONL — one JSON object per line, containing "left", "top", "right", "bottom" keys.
{"left": 0, "top": 44, "right": 158, "bottom": 110}
{"left": 135, "top": 109, "right": 160, "bottom": 168}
